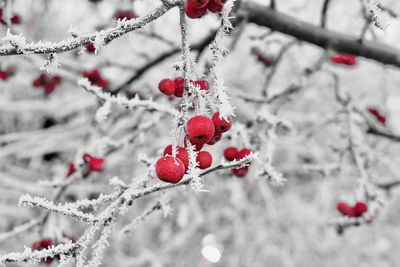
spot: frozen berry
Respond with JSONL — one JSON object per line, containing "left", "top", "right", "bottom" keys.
{"left": 187, "top": 115, "right": 215, "bottom": 145}
{"left": 156, "top": 156, "right": 186, "bottom": 183}
{"left": 174, "top": 77, "right": 185, "bottom": 97}
{"left": 185, "top": 1, "right": 207, "bottom": 19}
{"left": 212, "top": 112, "right": 232, "bottom": 133}
{"left": 224, "top": 147, "right": 238, "bottom": 161}
{"left": 163, "top": 145, "right": 189, "bottom": 172}
{"left": 193, "top": 80, "right": 209, "bottom": 90}
{"left": 10, "top": 15, "right": 20, "bottom": 24}
{"left": 330, "top": 53, "right": 356, "bottom": 66}
{"left": 115, "top": 10, "right": 135, "bottom": 20}
{"left": 158, "top": 79, "right": 175, "bottom": 96}
{"left": 0, "top": 71, "right": 8, "bottom": 80}
{"left": 196, "top": 151, "right": 212, "bottom": 169}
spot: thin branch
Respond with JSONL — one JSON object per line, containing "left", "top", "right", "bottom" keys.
{"left": 320, "top": 0, "right": 332, "bottom": 28}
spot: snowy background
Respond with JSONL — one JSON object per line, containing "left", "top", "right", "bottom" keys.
{"left": 0, "top": 0, "right": 400, "bottom": 266}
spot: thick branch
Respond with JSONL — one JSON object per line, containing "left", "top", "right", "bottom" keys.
{"left": 244, "top": 2, "right": 400, "bottom": 68}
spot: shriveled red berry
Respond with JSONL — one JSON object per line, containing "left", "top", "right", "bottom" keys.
{"left": 207, "top": 132, "right": 222, "bottom": 145}
{"left": 185, "top": 1, "right": 207, "bottom": 19}
{"left": 206, "top": 0, "right": 223, "bottom": 13}
{"left": 187, "top": 115, "right": 215, "bottom": 145}
{"left": 158, "top": 79, "right": 175, "bottom": 96}
{"left": 174, "top": 77, "right": 185, "bottom": 97}
{"left": 354, "top": 202, "right": 368, "bottom": 217}
{"left": 330, "top": 53, "right": 356, "bottom": 66}
{"left": 163, "top": 145, "right": 189, "bottom": 172}
{"left": 33, "top": 73, "right": 47, "bottom": 87}
{"left": 156, "top": 156, "right": 186, "bottom": 184}
{"left": 232, "top": 166, "right": 248, "bottom": 177}
{"left": 236, "top": 148, "right": 252, "bottom": 160}
{"left": 196, "top": 151, "right": 212, "bottom": 169}
{"left": 212, "top": 112, "right": 232, "bottom": 133}
{"left": 83, "top": 69, "right": 109, "bottom": 89}
{"left": 224, "top": 147, "right": 238, "bottom": 161}
{"left": 44, "top": 83, "right": 56, "bottom": 94}
{"left": 188, "top": 0, "right": 210, "bottom": 9}
{"left": 336, "top": 202, "right": 355, "bottom": 217}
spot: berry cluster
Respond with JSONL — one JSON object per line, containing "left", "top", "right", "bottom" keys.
{"left": 224, "top": 147, "right": 252, "bottom": 177}
{"left": 0, "top": 67, "right": 15, "bottom": 81}
{"left": 32, "top": 73, "right": 62, "bottom": 95}
{"left": 368, "top": 107, "right": 386, "bottom": 125}
{"left": 115, "top": 10, "right": 135, "bottom": 20}
{"left": 67, "top": 153, "right": 105, "bottom": 178}
{"left": 185, "top": 0, "right": 227, "bottom": 19}
{"left": 158, "top": 77, "right": 209, "bottom": 97}
{"left": 83, "top": 69, "right": 109, "bottom": 89}
{"left": 336, "top": 201, "right": 368, "bottom": 218}
{"left": 0, "top": 8, "right": 21, "bottom": 25}
{"left": 156, "top": 113, "right": 232, "bottom": 184}
{"left": 330, "top": 53, "right": 356, "bottom": 66}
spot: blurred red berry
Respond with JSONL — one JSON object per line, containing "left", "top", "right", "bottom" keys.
{"left": 330, "top": 53, "right": 356, "bottom": 66}
{"left": 86, "top": 43, "right": 96, "bottom": 53}
{"left": 224, "top": 147, "right": 238, "bottom": 161}
{"left": 83, "top": 153, "right": 105, "bottom": 172}
{"left": 206, "top": 0, "right": 223, "bottom": 13}
{"left": 158, "top": 79, "right": 176, "bottom": 96}
{"left": 354, "top": 202, "right": 368, "bottom": 217}
{"left": 232, "top": 166, "right": 249, "bottom": 177}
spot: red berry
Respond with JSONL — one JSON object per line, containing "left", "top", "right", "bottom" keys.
{"left": 193, "top": 80, "right": 209, "bottom": 90}
{"left": 86, "top": 43, "right": 96, "bottom": 53}
{"left": 330, "top": 53, "right": 356, "bottom": 66}
{"left": 354, "top": 202, "right": 368, "bottom": 217}
{"left": 224, "top": 147, "right": 238, "bottom": 161}
{"left": 187, "top": 115, "right": 215, "bottom": 145}
{"left": 33, "top": 73, "right": 47, "bottom": 87}
{"left": 206, "top": 0, "right": 223, "bottom": 13}
{"left": 174, "top": 77, "right": 185, "bottom": 97}
{"left": 185, "top": 1, "right": 207, "bottom": 19}
{"left": 368, "top": 107, "right": 386, "bottom": 125}
{"left": 236, "top": 148, "right": 252, "bottom": 160}
{"left": 40, "top": 239, "right": 53, "bottom": 248}
{"left": 115, "top": 10, "right": 135, "bottom": 20}
{"left": 232, "top": 166, "right": 248, "bottom": 177}
{"left": 257, "top": 54, "right": 275, "bottom": 67}
{"left": 158, "top": 79, "right": 175, "bottom": 96}
{"left": 336, "top": 202, "right": 355, "bottom": 217}
{"left": 83, "top": 153, "right": 105, "bottom": 172}
{"left": 83, "top": 69, "right": 108, "bottom": 89}
{"left": 188, "top": 0, "right": 210, "bottom": 9}
{"left": 207, "top": 131, "right": 222, "bottom": 145}
{"left": 212, "top": 112, "right": 232, "bottom": 133}
{"left": 44, "top": 83, "right": 56, "bottom": 94}
{"left": 163, "top": 145, "right": 189, "bottom": 172}
{"left": 156, "top": 156, "right": 186, "bottom": 183}
{"left": 0, "top": 71, "right": 8, "bottom": 80}
{"left": 10, "top": 15, "right": 20, "bottom": 24}
{"left": 196, "top": 151, "right": 212, "bottom": 169}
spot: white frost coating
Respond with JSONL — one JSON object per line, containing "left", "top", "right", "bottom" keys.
{"left": 2, "top": 29, "right": 26, "bottom": 51}
{"left": 93, "top": 32, "right": 106, "bottom": 54}
{"left": 79, "top": 78, "right": 177, "bottom": 116}
{"left": 186, "top": 144, "right": 204, "bottom": 192}
{"left": 209, "top": 0, "right": 236, "bottom": 120}
{"left": 40, "top": 53, "right": 62, "bottom": 74}
{"left": 95, "top": 101, "right": 112, "bottom": 123}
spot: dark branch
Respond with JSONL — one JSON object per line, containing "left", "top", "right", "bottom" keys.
{"left": 244, "top": 2, "right": 400, "bottom": 68}
{"left": 320, "top": 0, "right": 331, "bottom": 28}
